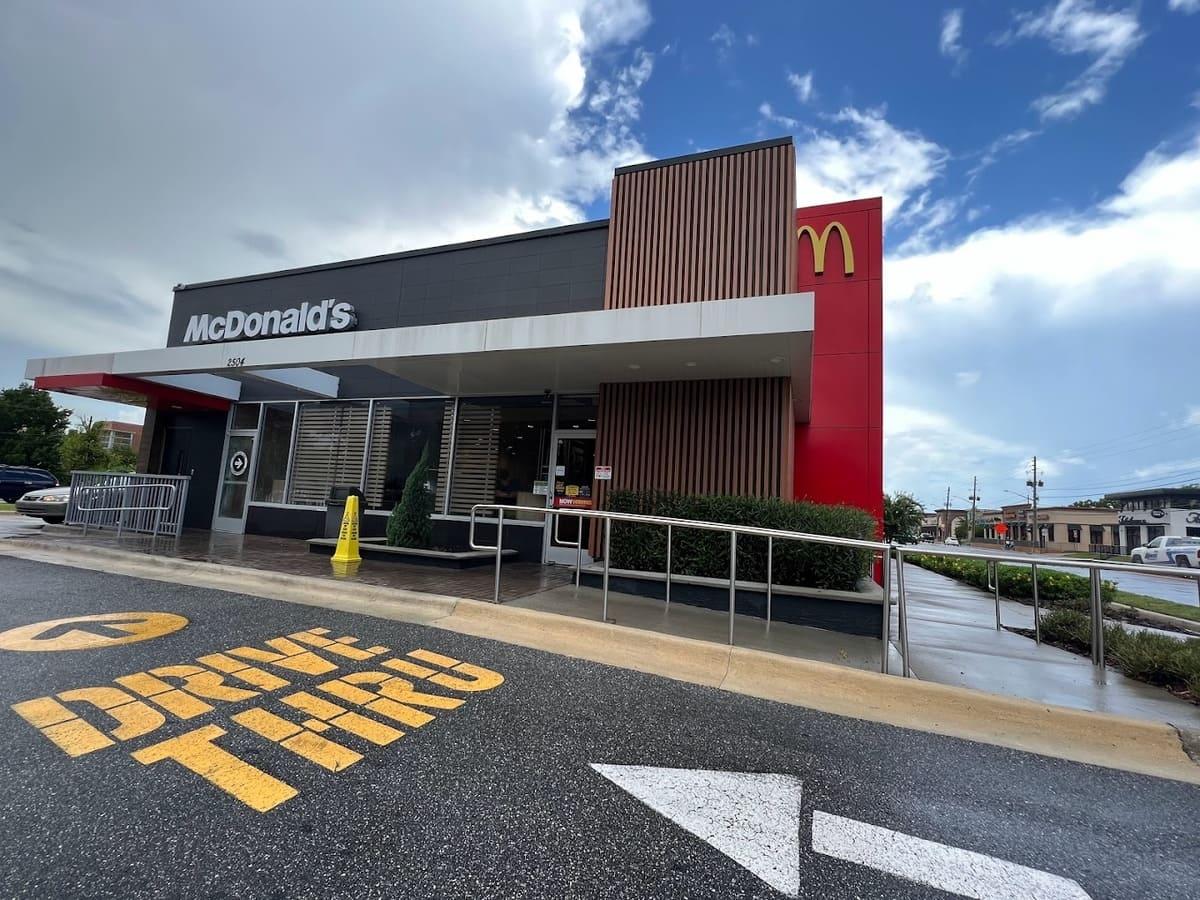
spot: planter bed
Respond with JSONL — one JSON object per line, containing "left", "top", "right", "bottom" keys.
{"left": 578, "top": 565, "right": 884, "bottom": 637}
{"left": 307, "top": 537, "right": 517, "bottom": 569}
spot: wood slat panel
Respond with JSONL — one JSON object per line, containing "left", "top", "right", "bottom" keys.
{"left": 603, "top": 141, "right": 795, "bottom": 310}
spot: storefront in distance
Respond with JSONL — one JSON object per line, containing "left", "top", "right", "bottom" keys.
{"left": 25, "top": 137, "right": 883, "bottom": 563}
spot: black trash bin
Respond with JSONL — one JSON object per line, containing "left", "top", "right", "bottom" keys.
{"left": 325, "top": 485, "right": 365, "bottom": 538}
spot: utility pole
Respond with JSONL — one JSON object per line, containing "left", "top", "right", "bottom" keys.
{"left": 944, "top": 485, "right": 951, "bottom": 541}
{"left": 1026, "top": 457, "right": 1044, "bottom": 550}
{"left": 968, "top": 476, "right": 980, "bottom": 546}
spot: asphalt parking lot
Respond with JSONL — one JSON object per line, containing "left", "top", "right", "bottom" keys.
{"left": 1, "top": 555, "right": 1197, "bottom": 899}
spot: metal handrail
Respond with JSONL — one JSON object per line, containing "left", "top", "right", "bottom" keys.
{"left": 74, "top": 482, "right": 177, "bottom": 513}
{"left": 470, "top": 503, "right": 893, "bottom": 668}
{"left": 67, "top": 472, "right": 190, "bottom": 540}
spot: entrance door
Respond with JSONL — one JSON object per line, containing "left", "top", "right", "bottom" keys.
{"left": 544, "top": 431, "right": 596, "bottom": 565}
{"left": 212, "top": 431, "right": 257, "bottom": 533}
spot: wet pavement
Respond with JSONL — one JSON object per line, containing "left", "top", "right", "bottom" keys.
{"left": 895, "top": 564, "right": 1200, "bottom": 726}
{"left": 1, "top": 555, "right": 1197, "bottom": 899}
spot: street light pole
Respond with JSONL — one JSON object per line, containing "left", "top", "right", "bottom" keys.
{"left": 968, "top": 476, "right": 979, "bottom": 546}
{"left": 1026, "top": 457, "right": 1044, "bottom": 550}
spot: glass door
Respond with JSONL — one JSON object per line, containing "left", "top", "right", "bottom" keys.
{"left": 212, "top": 431, "right": 258, "bottom": 533}
{"left": 544, "top": 431, "right": 596, "bottom": 565}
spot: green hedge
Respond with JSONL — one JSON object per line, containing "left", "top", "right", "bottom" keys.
{"left": 906, "top": 554, "right": 1116, "bottom": 611}
{"left": 1040, "top": 609, "right": 1200, "bottom": 697}
{"left": 604, "top": 490, "right": 877, "bottom": 592}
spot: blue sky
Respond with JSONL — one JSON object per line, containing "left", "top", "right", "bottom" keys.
{"left": 2, "top": 0, "right": 1199, "bottom": 511}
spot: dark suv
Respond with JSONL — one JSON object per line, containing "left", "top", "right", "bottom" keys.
{"left": 0, "top": 466, "right": 58, "bottom": 502}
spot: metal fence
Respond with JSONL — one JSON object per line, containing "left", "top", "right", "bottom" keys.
{"left": 65, "top": 471, "right": 191, "bottom": 539}
{"left": 469, "top": 503, "right": 1200, "bottom": 683}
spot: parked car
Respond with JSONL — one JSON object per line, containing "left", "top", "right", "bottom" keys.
{"left": 945, "top": 536, "right": 959, "bottom": 546}
{"left": 0, "top": 465, "right": 58, "bottom": 502}
{"left": 14, "top": 485, "right": 71, "bottom": 523}
{"left": 1129, "top": 535, "right": 1200, "bottom": 566}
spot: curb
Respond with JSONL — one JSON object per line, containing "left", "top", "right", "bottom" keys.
{"left": 1110, "top": 602, "right": 1200, "bottom": 637}
{"left": 3, "top": 537, "right": 1199, "bottom": 785}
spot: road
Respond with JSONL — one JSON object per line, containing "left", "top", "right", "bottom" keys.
{"left": 0, "top": 555, "right": 1197, "bottom": 899}
{"left": 942, "top": 543, "right": 1200, "bottom": 608}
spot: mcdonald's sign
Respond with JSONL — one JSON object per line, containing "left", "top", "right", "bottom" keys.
{"left": 796, "top": 221, "right": 854, "bottom": 276}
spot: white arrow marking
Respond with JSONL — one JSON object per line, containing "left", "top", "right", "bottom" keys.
{"left": 811, "top": 811, "right": 1092, "bottom": 900}
{"left": 590, "top": 764, "right": 803, "bottom": 897}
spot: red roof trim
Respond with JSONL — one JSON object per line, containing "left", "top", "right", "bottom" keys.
{"left": 34, "top": 373, "right": 232, "bottom": 413}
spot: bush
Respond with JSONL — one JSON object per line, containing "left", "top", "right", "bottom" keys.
{"left": 906, "top": 554, "right": 1115, "bottom": 611}
{"left": 386, "top": 447, "right": 434, "bottom": 549}
{"left": 604, "top": 490, "right": 877, "bottom": 592}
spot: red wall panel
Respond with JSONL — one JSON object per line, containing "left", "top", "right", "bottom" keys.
{"left": 793, "top": 198, "right": 884, "bottom": 528}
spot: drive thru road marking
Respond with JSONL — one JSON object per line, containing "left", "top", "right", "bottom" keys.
{"left": 0, "top": 612, "right": 188, "bottom": 651}
{"left": 593, "top": 764, "right": 1092, "bottom": 899}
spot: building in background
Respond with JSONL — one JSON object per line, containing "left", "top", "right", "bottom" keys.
{"left": 1105, "top": 488, "right": 1200, "bottom": 553}
{"left": 98, "top": 421, "right": 143, "bottom": 455}
{"left": 981, "top": 504, "right": 1119, "bottom": 553}
{"left": 23, "top": 137, "right": 883, "bottom": 560}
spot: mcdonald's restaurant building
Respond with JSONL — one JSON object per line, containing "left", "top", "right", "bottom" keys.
{"left": 25, "top": 137, "right": 883, "bottom": 563}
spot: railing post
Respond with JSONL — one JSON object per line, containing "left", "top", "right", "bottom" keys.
{"left": 728, "top": 531, "right": 737, "bottom": 646}
{"left": 880, "top": 545, "right": 892, "bottom": 674}
{"left": 575, "top": 513, "right": 583, "bottom": 589}
{"left": 1090, "top": 568, "right": 1106, "bottom": 683}
{"left": 1031, "top": 561, "right": 1040, "bottom": 645}
{"left": 992, "top": 561, "right": 1001, "bottom": 631}
{"left": 492, "top": 509, "right": 504, "bottom": 604}
{"left": 602, "top": 517, "right": 612, "bottom": 623}
{"left": 766, "top": 535, "right": 773, "bottom": 628}
{"left": 895, "top": 548, "right": 911, "bottom": 677}
{"left": 662, "top": 525, "right": 672, "bottom": 609}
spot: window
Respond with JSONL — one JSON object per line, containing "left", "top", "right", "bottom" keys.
{"left": 1067, "top": 525, "right": 1082, "bottom": 544}
{"left": 1188, "top": 527, "right": 1200, "bottom": 537}
{"left": 447, "top": 396, "right": 553, "bottom": 519}
{"left": 1044, "top": 524, "right": 1055, "bottom": 542}
{"left": 252, "top": 403, "right": 295, "bottom": 503}
{"left": 287, "top": 401, "right": 370, "bottom": 506}
{"left": 555, "top": 394, "right": 598, "bottom": 429}
{"left": 1089, "top": 525, "right": 1106, "bottom": 546}
{"left": 363, "top": 399, "right": 450, "bottom": 511}
{"left": 232, "top": 403, "right": 260, "bottom": 430}
{"left": 1147, "top": 534, "right": 1165, "bottom": 547}
{"left": 1111, "top": 525, "right": 1121, "bottom": 543}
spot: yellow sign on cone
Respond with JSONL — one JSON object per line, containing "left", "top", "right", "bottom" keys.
{"left": 331, "top": 494, "right": 362, "bottom": 565}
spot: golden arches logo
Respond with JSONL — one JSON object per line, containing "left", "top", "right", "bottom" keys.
{"left": 796, "top": 221, "right": 855, "bottom": 275}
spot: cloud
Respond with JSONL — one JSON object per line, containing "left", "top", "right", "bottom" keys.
{"left": 1188, "top": 408, "right": 1200, "bottom": 426}
{"left": 939, "top": 9, "right": 968, "bottom": 70}
{"left": 0, "top": 0, "right": 653, "bottom": 376}
{"left": 1133, "top": 457, "right": 1200, "bottom": 479}
{"left": 955, "top": 370, "right": 981, "bottom": 388}
{"left": 1168, "top": 0, "right": 1200, "bottom": 12}
{"left": 887, "top": 131, "right": 1200, "bottom": 334}
{"left": 967, "top": 128, "right": 1041, "bottom": 181}
{"left": 787, "top": 70, "right": 816, "bottom": 103}
{"left": 1000, "top": 0, "right": 1143, "bottom": 121}
{"left": 885, "top": 403, "right": 1023, "bottom": 494}
{"left": 711, "top": 23, "right": 736, "bottom": 48}
{"left": 758, "top": 102, "right": 799, "bottom": 131}
{"left": 794, "top": 107, "right": 949, "bottom": 224}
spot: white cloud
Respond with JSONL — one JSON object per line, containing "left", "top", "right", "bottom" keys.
{"left": 758, "top": 102, "right": 799, "bottom": 131}
{"left": 0, "top": 1, "right": 653, "bottom": 371}
{"left": 885, "top": 403, "right": 1023, "bottom": 492}
{"left": 1001, "top": 0, "right": 1143, "bottom": 121}
{"left": 939, "top": 9, "right": 968, "bottom": 70}
{"left": 887, "top": 131, "right": 1200, "bottom": 333}
{"left": 794, "top": 107, "right": 949, "bottom": 224}
{"left": 1132, "top": 457, "right": 1200, "bottom": 479}
{"left": 711, "top": 23, "right": 736, "bottom": 48}
{"left": 967, "top": 128, "right": 1041, "bottom": 181}
{"left": 955, "top": 370, "right": 981, "bottom": 387}
{"left": 1168, "top": 0, "right": 1200, "bottom": 13}
{"left": 787, "top": 70, "right": 816, "bottom": 103}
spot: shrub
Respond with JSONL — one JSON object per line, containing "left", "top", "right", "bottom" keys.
{"left": 905, "top": 554, "right": 1115, "bottom": 611}
{"left": 386, "top": 446, "right": 434, "bottom": 549}
{"left": 1040, "top": 608, "right": 1092, "bottom": 651}
{"left": 604, "top": 490, "right": 877, "bottom": 592}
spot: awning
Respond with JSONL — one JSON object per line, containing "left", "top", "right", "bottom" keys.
{"left": 27, "top": 293, "right": 815, "bottom": 419}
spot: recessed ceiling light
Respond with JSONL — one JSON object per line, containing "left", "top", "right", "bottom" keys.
{"left": 769, "top": 356, "right": 784, "bottom": 364}
{"left": 685, "top": 361, "right": 697, "bottom": 367}
{"left": 628, "top": 363, "right": 641, "bottom": 370}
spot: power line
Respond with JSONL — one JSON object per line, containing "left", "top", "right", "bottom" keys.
{"left": 1039, "top": 466, "right": 1200, "bottom": 494}
{"left": 1058, "top": 418, "right": 1198, "bottom": 457}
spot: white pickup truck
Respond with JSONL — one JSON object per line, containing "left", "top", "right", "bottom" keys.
{"left": 1130, "top": 535, "right": 1200, "bottom": 567}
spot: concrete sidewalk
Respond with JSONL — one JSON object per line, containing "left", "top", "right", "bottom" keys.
{"left": 896, "top": 563, "right": 1200, "bottom": 726}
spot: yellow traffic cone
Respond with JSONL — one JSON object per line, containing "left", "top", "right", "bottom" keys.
{"left": 331, "top": 494, "right": 362, "bottom": 565}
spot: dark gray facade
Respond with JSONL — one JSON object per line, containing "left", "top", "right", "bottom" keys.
{"left": 166, "top": 221, "right": 609, "bottom": 347}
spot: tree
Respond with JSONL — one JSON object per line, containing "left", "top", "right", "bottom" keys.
{"left": 59, "top": 418, "right": 112, "bottom": 474}
{"left": 1069, "top": 497, "right": 1120, "bottom": 509}
{"left": 0, "top": 385, "right": 71, "bottom": 476}
{"left": 386, "top": 446, "right": 434, "bottom": 548}
{"left": 883, "top": 492, "right": 924, "bottom": 544}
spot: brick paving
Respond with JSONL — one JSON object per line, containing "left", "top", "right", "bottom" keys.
{"left": 23, "top": 527, "right": 573, "bottom": 603}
